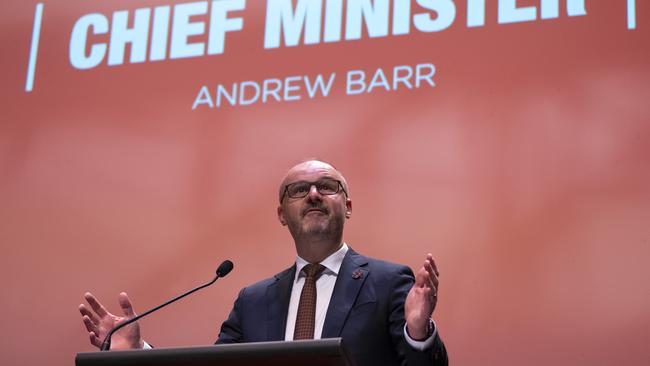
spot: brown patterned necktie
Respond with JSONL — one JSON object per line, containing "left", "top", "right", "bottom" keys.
{"left": 293, "top": 263, "right": 326, "bottom": 340}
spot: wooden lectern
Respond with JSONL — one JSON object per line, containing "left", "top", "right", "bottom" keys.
{"left": 76, "top": 338, "right": 355, "bottom": 366}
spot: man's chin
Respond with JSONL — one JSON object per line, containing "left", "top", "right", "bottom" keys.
{"left": 301, "top": 222, "right": 330, "bottom": 235}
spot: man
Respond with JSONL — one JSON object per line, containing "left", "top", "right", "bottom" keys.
{"left": 80, "top": 160, "right": 448, "bottom": 365}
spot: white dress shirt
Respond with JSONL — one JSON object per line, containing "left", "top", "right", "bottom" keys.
{"left": 284, "top": 243, "right": 349, "bottom": 340}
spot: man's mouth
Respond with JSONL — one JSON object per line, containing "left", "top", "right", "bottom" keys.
{"left": 303, "top": 207, "right": 327, "bottom": 216}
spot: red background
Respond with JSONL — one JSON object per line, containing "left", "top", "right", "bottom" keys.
{"left": 1, "top": 1, "right": 649, "bottom": 365}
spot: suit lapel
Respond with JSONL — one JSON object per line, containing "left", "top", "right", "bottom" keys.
{"left": 321, "top": 249, "right": 369, "bottom": 338}
{"left": 265, "top": 266, "right": 295, "bottom": 341}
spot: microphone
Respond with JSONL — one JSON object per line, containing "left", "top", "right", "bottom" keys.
{"left": 100, "top": 260, "right": 234, "bottom": 351}
{"left": 216, "top": 260, "right": 233, "bottom": 277}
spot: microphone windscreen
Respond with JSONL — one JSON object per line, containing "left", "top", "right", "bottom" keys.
{"left": 216, "top": 260, "right": 234, "bottom": 277}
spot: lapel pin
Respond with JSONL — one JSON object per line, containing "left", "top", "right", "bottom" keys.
{"left": 352, "top": 270, "right": 363, "bottom": 279}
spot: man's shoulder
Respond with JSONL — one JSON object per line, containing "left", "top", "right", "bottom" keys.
{"left": 347, "top": 248, "right": 414, "bottom": 276}
{"left": 237, "top": 265, "right": 295, "bottom": 296}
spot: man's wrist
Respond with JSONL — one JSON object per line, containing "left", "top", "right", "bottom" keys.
{"left": 403, "top": 319, "right": 437, "bottom": 351}
{"left": 406, "top": 318, "right": 434, "bottom": 341}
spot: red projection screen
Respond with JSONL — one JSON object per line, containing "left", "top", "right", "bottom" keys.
{"left": 1, "top": 1, "right": 649, "bottom": 365}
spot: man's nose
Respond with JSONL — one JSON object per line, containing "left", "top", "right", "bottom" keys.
{"left": 307, "top": 185, "right": 322, "bottom": 200}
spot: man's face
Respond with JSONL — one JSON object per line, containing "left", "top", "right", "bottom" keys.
{"left": 277, "top": 161, "right": 352, "bottom": 241}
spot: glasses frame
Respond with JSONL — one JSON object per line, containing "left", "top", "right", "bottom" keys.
{"left": 280, "top": 178, "right": 347, "bottom": 202}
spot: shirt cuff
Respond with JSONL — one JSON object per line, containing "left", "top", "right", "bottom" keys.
{"left": 403, "top": 319, "right": 437, "bottom": 351}
{"left": 142, "top": 341, "right": 152, "bottom": 349}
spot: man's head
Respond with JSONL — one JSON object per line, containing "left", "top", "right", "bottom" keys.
{"left": 277, "top": 160, "right": 352, "bottom": 258}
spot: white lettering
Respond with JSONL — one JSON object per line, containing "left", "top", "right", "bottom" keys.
{"left": 345, "top": 0, "right": 389, "bottom": 40}
{"left": 150, "top": 6, "right": 171, "bottom": 61}
{"left": 414, "top": 0, "right": 456, "bottom": 32}
{"left": 284, "top": 76, "right": 302, "bottom": 101}
{"left": 415, "top": 63, "right": 435, "bottom": 88}
{"left": 498, "top": 0, "right": 536, "bottom": 24}
{"left": 346, "top": 63, "right": 435, "bottom": 96}
{"left": 262, "top": 78, "right": 282, "bottom": 102}
{"left": 392, "top": 0, "right": 411, "bottom": 35}
{"left": 540, "top": 0, "right": 558, "bottom": 19}
{"left": 346, "top": 70, "right": 366, "bottom": 94}
{"left": 170, "top": 2, "right": 208, "bottom": 59}
{"left": 304, "top": 73, "right": 336, "bottom": 98}
{"left": 324, "top": 0, "right": 343, "bottom": 42}
{"left": 367, "top": 68, "right": 390, "bottom": 93}
{"left": 467, "top": 0, "right": 485, "bottom": 27}
{"left": 208, "top": 0, "right": 246, "bottom": 55}
{"left": 193, "top": 86, "right": 214, "bottom": 109}
{"left": 69, "top": 14, "right": 108, "bottom": 69}
{"left": 239, "top": 81, "right": 260, "bottom": 105}
{"left": 567, "top": 0, "right": 587, "bottom": 16}
{"left": 264, "top": 0, "right": 322, "bottom": 49}
{"left": 392, "top": 65, "right": 413, "bottom": 90}
{"left": 108, "top": 8, "right": 151, "bottom": 66}
{"left": 216, "top": 83, "right": 237, "bottom": 107}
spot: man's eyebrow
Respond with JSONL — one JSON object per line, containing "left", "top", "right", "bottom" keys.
{"left": 288, "top": 176, "right": 337, "bottom": 184}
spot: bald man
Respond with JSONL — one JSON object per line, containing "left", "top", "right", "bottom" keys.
{"left": 80, "top": 160, "right": 448, "bottom": 365}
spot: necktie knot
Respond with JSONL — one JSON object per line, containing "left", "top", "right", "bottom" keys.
{"left": 302, "top": 263, "right": 325, "bottom": 280}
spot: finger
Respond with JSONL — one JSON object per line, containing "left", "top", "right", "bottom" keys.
{"left": 415, "top": 266, "right": 429, "bottom": 287}
{"left": 427, "top": 254, "right": 440, "bottom": 277}
{"left": 423, "top": 270, "right": 436, "bottom": 292}
{"left": 420, "top": 262, "right": 434, "bottom": 287}
{"left": 89, "top": 331, "right": 102, "bottom": 348}
{"left": 79, "top": 304, "right": 100, "bottom": 325}
{"left": 82, "top": 315, "right": 99, "bottom": 335}
{"left": 424, "top": 261, "right": 439, "bottom": 288}
{"left": 425, "top": 286, "right": 438, "bottom": 301}
{"left": 118, "top": 292, "right": 136, "bottom": 318}
{"left": 84, "top": 292, "right": 109, "bottom": 318}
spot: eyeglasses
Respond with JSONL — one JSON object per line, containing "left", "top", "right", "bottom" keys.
{"left": 281, "top": 178, "right": 347, "bottom": 202}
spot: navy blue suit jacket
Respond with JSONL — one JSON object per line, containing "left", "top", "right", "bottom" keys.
{"left": 216, "top": 249, "right": 448, "bottom": 366}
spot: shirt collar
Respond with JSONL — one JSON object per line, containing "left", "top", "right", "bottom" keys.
{"left": 294, "top": 243, "right": 349, "bottom": 282}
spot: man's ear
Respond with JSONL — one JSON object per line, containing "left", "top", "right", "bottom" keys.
{"left": 345, "top": 198, "right": 352, "bottom": 219}
{"left": 277, "top": 205, "right": 287, "bottom": 225}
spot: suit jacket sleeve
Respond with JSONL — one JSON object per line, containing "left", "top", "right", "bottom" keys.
{"left": 388, "top": 265, "right": 448, "bottom": 366}
{"left": 216, "top": 288, "right": 245, "bottom": 344}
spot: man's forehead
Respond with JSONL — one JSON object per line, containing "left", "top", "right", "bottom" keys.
{"left": 278, "top": 160, "right": 349, "bottom": 202}
{"left": 284, "top": 161, "right": 341, "bottom": 182}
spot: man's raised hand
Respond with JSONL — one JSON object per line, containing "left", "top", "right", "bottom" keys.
{"left": 404, "top": 253, "right": 439, "bottom": 340}
{"left": 79, "top": 292, "right": 144, "bottom": 350}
